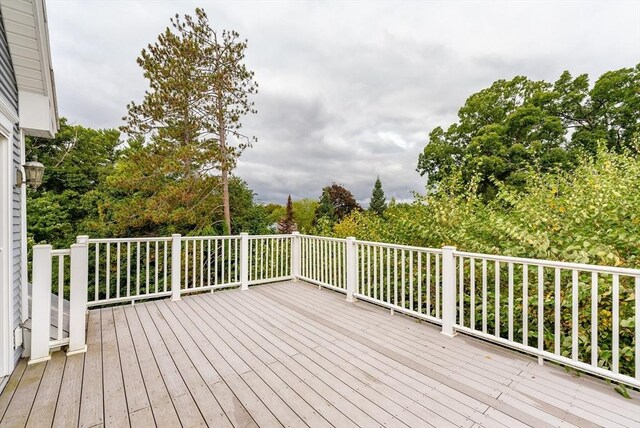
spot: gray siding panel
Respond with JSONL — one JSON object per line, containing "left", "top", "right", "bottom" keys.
{"left": 0, "top": 11, "right": 23, "bottom": 364}
{"left": 12, "top": 123, "right": 21, "bottom": 365}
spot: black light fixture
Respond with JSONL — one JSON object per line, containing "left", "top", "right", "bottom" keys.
{"left": 16, "top": 156, "right": 45, "bottom": 190}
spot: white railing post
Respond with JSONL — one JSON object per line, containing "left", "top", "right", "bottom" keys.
{"left": 441, "top": 245, "right": 457, "bottom": 337}
{"left": 240, "top": 233, "right": 249, "bottom": 290}
{"left": 291, "top": 232, "right": 301, "bottom": 281}
{"left": 29, "top": 245, "right": 52, "bottom": 364}
{"left": 171, "top": 234, "right": 182, "bottom": 301}
{"left": 346, "top": 237, "right": 357, "bottom": 302}
{"left": 67, "top": 243, "right": 88, "bottom": 356}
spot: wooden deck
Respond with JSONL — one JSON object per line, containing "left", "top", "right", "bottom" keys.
{"left": 1, "top": 281, "right": 638, "bottom": 428}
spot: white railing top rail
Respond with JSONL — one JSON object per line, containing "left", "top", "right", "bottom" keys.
{"left": 182, "top": 235, "right": 241, "bottom": 241}
{"left": 455, "top": 250, "right": 640, "bottom": 277}
{"left": 247, "top": 234, "right": 293, "bottom": 240}
{"left": 88, "top": 236, "right": 173, "bottom": 244}
{"left": 354, "top": 238, "right": 443, "bottom": 253}
{"left": 51, "top": 249, "right": 71, "bottom": 256}
{"left": 299, "top": 234, "right": 345, "bottom": 243}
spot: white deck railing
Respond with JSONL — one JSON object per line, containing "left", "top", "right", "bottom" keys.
{"left": 29, "top": 233, "right": 640, "bottom": 388}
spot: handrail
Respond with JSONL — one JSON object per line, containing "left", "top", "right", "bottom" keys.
{"left": 455, "top": 250, "right": 640, "bottom": 276}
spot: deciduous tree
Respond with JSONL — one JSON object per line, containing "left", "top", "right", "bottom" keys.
{"left": 314, "top": 184, "right": 361, "bottom": 224}
{"left": 417, "top": 65, "right": 640, "bottom": 198}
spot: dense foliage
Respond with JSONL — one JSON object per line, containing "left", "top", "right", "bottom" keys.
{"left": 338, "top": 150, "right": 640, "bottom": 265}
{"left": 27, "top": 119, "right": 272, "bottom": 247}
{"left": 26, "top": 119, "right": 120, "bottom": 247}
{"left": 417, "top": 65, "right": 640, "bottom": 199}
{"left": 333, "top": 149, "right": 639, "bottom": 376}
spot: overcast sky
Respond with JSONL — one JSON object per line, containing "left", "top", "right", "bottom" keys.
{"left": 46, "top": 0, "right": 639, "bottom": 205}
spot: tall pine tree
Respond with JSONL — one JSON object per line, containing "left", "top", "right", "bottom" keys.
{"left": 277, "top": 195, "right": 297, "bottom": 233}
{"left": 369, "top": 176, "right": 387, "bottom": 216}
{"left": 122, "top": 8, "right": 258, "bottom": 234}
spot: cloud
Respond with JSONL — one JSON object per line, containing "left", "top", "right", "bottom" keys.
{"left": 45, "top": 0, "right": 640, "bottom": 205}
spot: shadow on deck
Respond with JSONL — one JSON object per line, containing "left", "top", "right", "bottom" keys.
{"left": 1, "top": 281, "right": 638, "bottom": 427}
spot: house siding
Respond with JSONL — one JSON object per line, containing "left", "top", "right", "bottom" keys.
{"left": 0, "top": 10, "right": 23, "bottom": 364}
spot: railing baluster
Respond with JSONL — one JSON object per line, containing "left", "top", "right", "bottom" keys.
{"left": 222, "top": 237, "right": 226, "bottom": 284}
{"left": 200, "top": 240, "right": 204, "bottom": 288}
{"left": 57, "top": 254, "right": 64, "bottom": 341}
{"left": 482, "top": 259, "right": 487, "bottom": 333}
{"left": 394, "top": 248, "right": 398, "bottom": 307}
{"left": 215, "top": 238, "right": 219, "bottom": 285}
{"left": 116, "top": 242, "right": 121, "bottom": 299}
{"left": 572, "top": 269, "right": 579, "bottom": 361}
{"left": 183, "top": 239, "right": 188, "bottom": 289}
{"left": 163, "top": 240, "right": 168, "bottom": 292}
{"left": 435, "top": 253, "right": 440, "bottom": 318}
{"left": 336, "top": 241, "right": 340, "bottom": 287}
{"left": 470, "top": 258, "right": 475, "bottom": 330}
{"left": 508, "top": 262, "right": 514, "bottom": 341}
{"left": 417, "top": 252, "right": 422, "bottom": 314}
{"left": 373, "top": 246, "right": 378, "bottom": 299}
{"left": 137, "top": 241, "right": 141, "bottom": 295}
{"left": 386, "top": 247, "right": 391, "bottom": 304}
{"left": 367, "top": 245, "right": 371, "bottom": 297}
{"left": 127, "top": 242, "right": 131, "bottom": 297}
{"left": 522, "top": 263, "right": 528, "bottom": 345}
{"left": 554, "top": 268, "right": 561, "bottom": 355}
{"left": 155, "top": 241, "right": 160, "bottom": 294}
{"left": 495, "top": 261, "right": 500, "bottom": 337}
{"left": 276, "top": 238, "right": 280, "bottom": 278}
{"left": 538, "top": 265, "right": 544, "bottom": 357}
{"left": 106, "top": 243, "right": 111, "bottom": 300}
{"left": 360, "top": 244, "right": 365, "bottom": 295}
{"left": 591, "top": 272, "right": 598, "bottom": 367}
{"left": 207, "top": 239, "right": 211, "bottom": 288}
{"left": 409, "top": 250, "right": 413, "bottom": 311}
{"left": 270, "top": 238, "right": 274, "bottom": 279}
{"left": 427, "top": 253, "right": 431, "bottom": 316}
{"left": 459, "top": 256, "right": 464, "bottom": 326}
{"left": 95, "top": 243, "right": 99, "bottom": 301}
{"left": 635, "top": 277, "right": 639, "bottom": 380}
{"left": 146, "top": 241, "right": 150, "bottom": 293}
{"left": 613, "top": 274, "right": 620, "bottom": 373}
{"left": 192, "top": 239, "right": 196, "bottom": 289}
{"left": 401, "top": 250, "right": 406, "bottom": 308}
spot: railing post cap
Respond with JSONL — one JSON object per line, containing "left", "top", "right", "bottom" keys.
{"left": 346, "top": 236, "right": 355, "bottom": 241}
{"left": 443, "top": 245, "right": 457, "bottom": 251}
{"left": 292, "top": 231, "right": 300, "bottom": 236}
{"left": 171, "top": 233, "right": 181, "bottom": 238}
{"left": 240, "top": 232, "right": 249, "bottom": 236}
{"left": 76, "top": 235, "right": 89, "bottom": 243}
{"left": 34, "top": 244, "right": 53, "bottom": 249}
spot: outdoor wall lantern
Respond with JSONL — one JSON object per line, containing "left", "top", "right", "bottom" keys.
{"left": 16, "top": 156, "right": 45, "bottom": 190}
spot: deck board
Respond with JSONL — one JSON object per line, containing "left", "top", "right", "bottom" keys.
{"left": 79, "top": 310, "right": 103, "bottom": 428}
{"left": 25, "top": 351, "right": 65, "bottom": 428}
{"left": 1, "top": 280, "right": 639, "bottom": 427}
{"left": 121, "top": 305, "right": 181, "bottom": 428}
